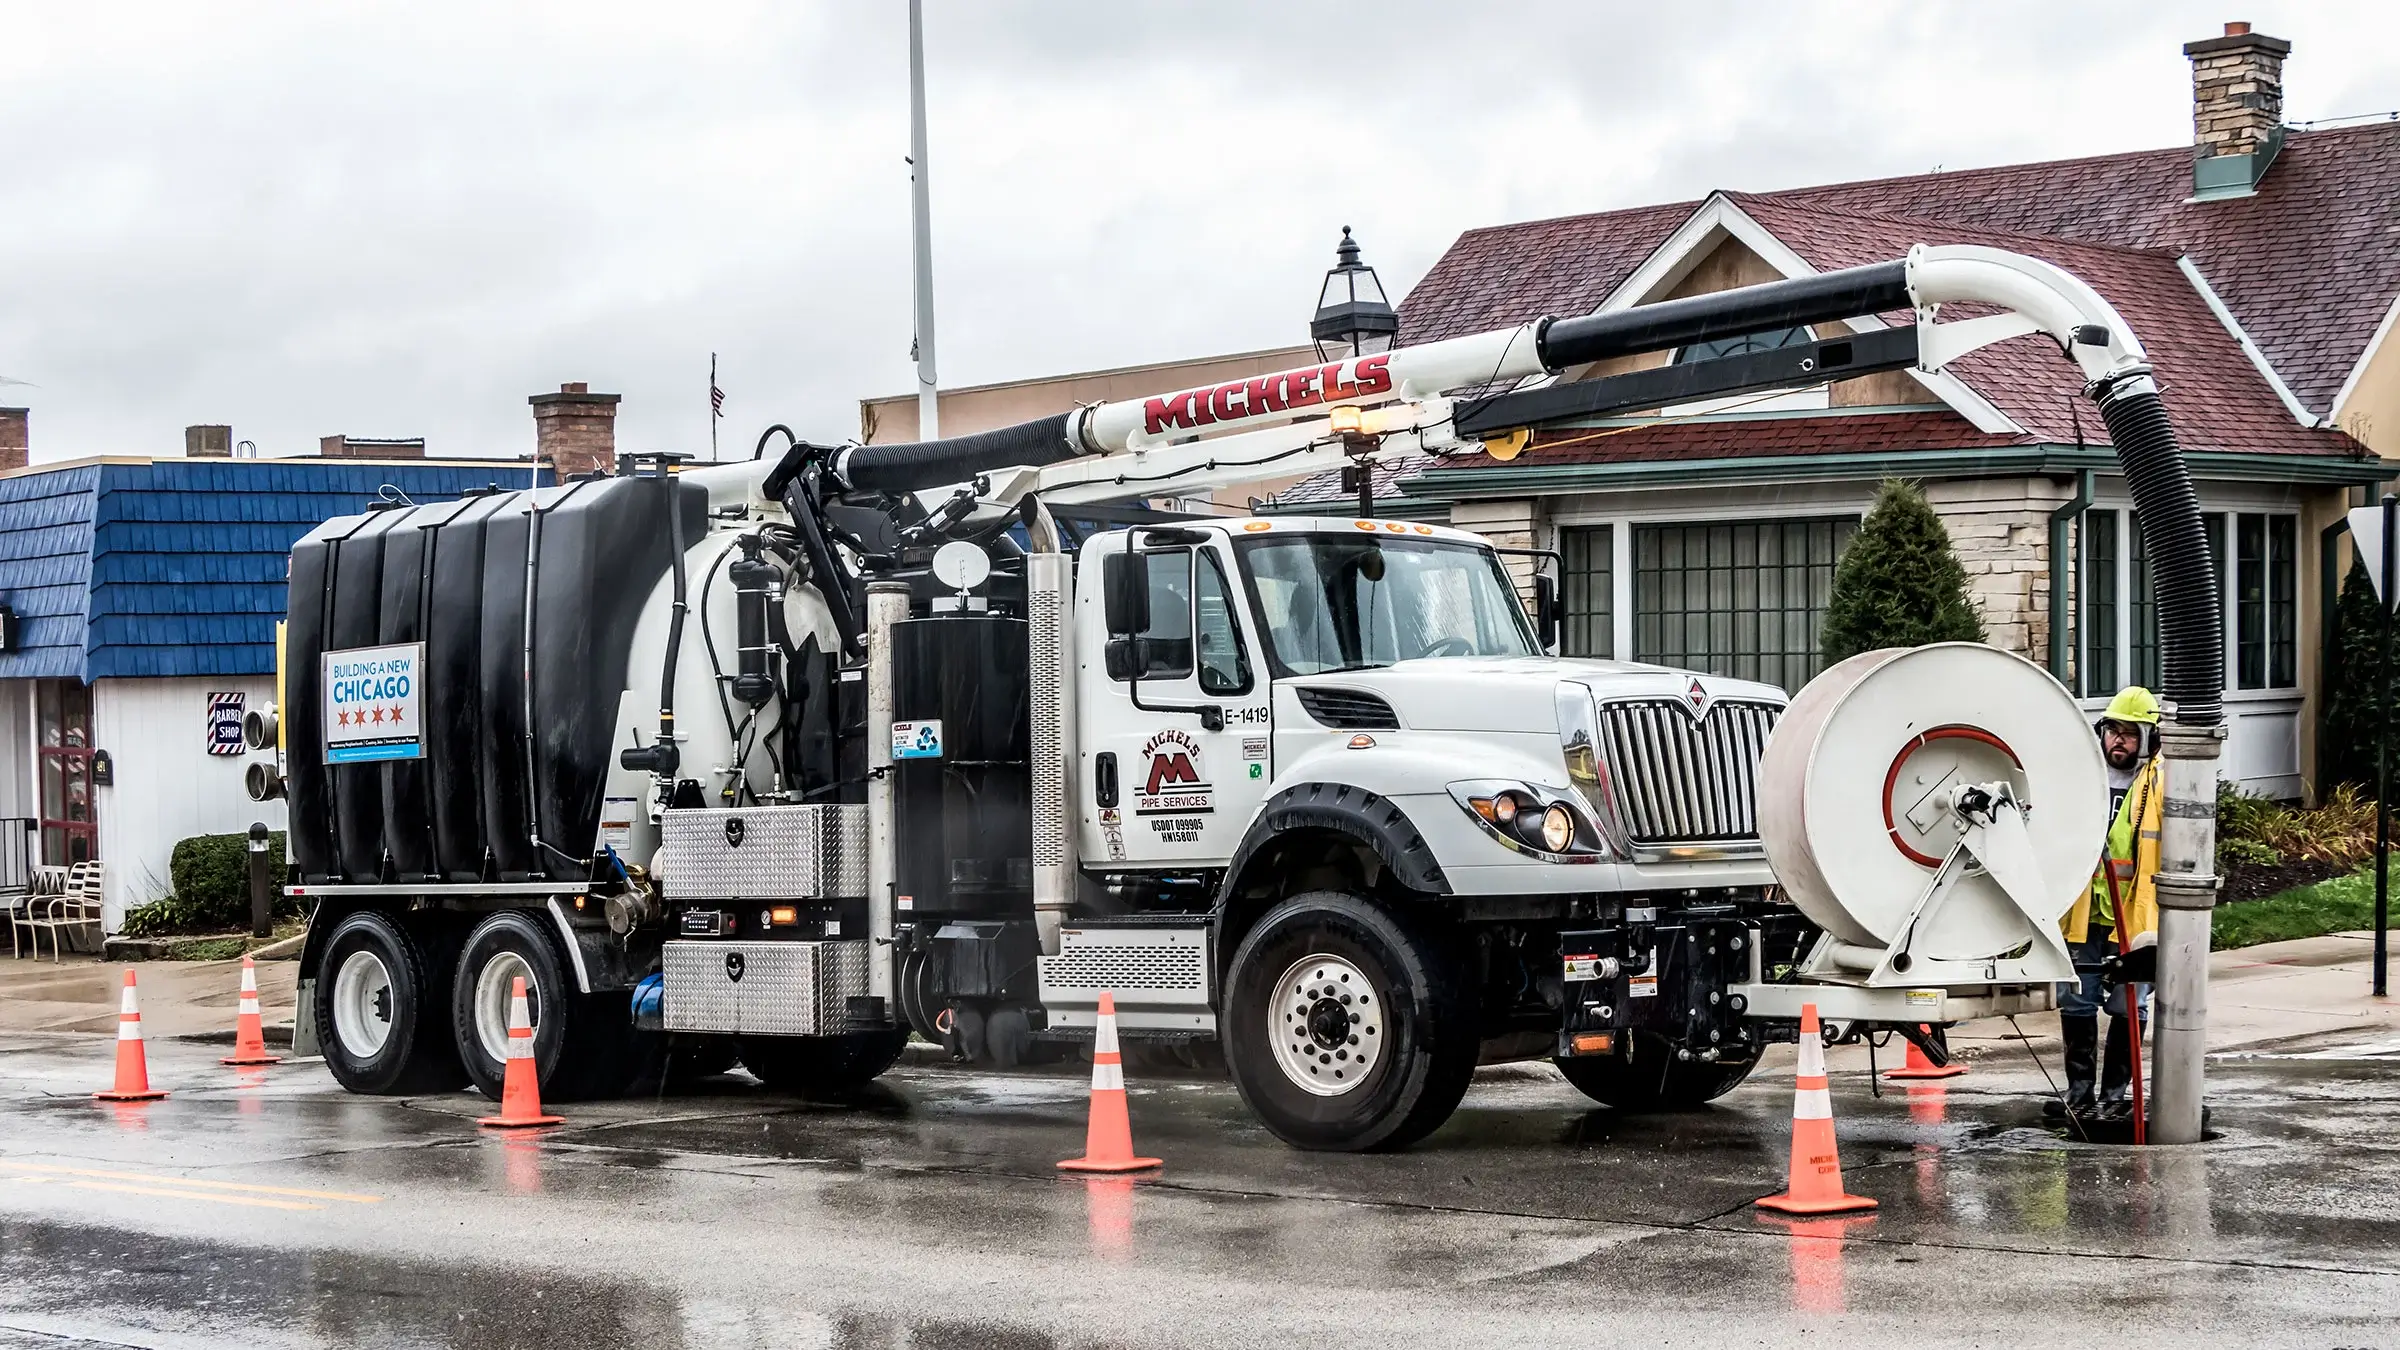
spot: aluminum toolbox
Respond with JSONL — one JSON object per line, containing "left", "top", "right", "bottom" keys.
{"left": 1037, "top": 923, "right": 1214, "bottom": 1033}
{"left": 658, "top": 804, "right": 866, "bottom": 901}
{"left": 660, "top": 939, "right": 869, "bottom": 1036}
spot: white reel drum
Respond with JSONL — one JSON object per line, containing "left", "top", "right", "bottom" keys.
{"left": 1759, "top": 643, "right": 2108, "bottom": 987}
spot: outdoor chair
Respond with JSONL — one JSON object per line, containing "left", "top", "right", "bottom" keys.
{"left": 9, "top": 867, "right": 66, "bottom": 959}
{"left": 16, "top": 863, "right": 103, "bottom": 962}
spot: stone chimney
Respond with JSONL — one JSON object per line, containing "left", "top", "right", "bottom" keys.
{"left": 2185, "top": 22, "right": 2290, "bottom": 199}
{"left": 529, "top": 382, "right": 621, "bottom": 478}
{"left": 320, "top": 435, "right": 427, "bottom": 459}
{"left": 185, "top": 424, "right": 232, "bottom": 458}
{"left": 0, "top": 408, "right": 25, "bottom": 474}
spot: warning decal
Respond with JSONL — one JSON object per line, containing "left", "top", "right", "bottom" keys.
{"left": 1135, "top": 728, "right": 1211, "bottom": 816}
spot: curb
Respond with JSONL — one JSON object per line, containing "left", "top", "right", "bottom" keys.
{"left": 172, "top": 1021, "right": 296, "bottom": 1048}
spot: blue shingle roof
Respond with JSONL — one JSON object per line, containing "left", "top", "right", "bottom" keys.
{"left": 0, "top": 459, "right": 549, "bottom": 682}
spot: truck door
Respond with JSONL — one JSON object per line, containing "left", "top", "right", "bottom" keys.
{"left": 1076, "top": 532, "right": 1272, "bottom": 869}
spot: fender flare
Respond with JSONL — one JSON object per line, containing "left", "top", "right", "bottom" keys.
{"left": 1218, "top": 782, "right": 1451, "bottom": 902}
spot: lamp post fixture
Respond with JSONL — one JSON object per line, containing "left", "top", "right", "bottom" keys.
{"left": 1310, "top": 226, "right": 1399, "bottom": 363}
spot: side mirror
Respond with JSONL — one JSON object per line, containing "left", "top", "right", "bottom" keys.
{"left": 1103, "top": 551, "right": 1150, "bottom": 638}
{"left": 1533, "top": 573, "right": 1563, "bottom": 652}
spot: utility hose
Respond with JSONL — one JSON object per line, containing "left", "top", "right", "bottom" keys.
{"left": 835, "top": 411, "right": 1080, "bottom": 495}
{"left": 2093, "top": 375, "right": 2223, "bottom": 727}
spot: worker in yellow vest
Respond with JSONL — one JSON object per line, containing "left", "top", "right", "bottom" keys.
{"left": 2047, "top": 686, "right": 2163, "bottom": 1122}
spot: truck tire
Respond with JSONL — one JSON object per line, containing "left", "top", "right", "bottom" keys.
{"left": 1553, "top": 1045, "right": 1761, "bottom": 1111}
{"left": 738, "top": 1031, "right": 910, "bottom": 1097}
{"left": 315, "top": 910, "right": 466, "bottom": 1095}
{"left": 451, "top": 911, "right": 630, "bottom": 1103}
{"left": 1221, "top": 891, "right": 1476, "bottom": 1152}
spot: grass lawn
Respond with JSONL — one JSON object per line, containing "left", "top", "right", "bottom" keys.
{"left": 2214, "top": 862, "right": 2400, "bottom": 950}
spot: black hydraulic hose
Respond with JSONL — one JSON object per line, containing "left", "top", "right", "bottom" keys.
{"left": 834, "top": 411, "right": 1080, "bottom": 495}
{"left": 620, "top": 469, "right": 689, "bottom": 779}
{"left": 780, "top": 475, "right": 864, "bottom": 658}
{"left": 2095, "top": 376, "right": 2223, "bottom": 726}
{"left": 1538, "top": 261, "right": 1912, "bottom": 369}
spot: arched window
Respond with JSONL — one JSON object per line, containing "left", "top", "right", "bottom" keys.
{"left": 1674, "top": 326, "right": 1813, "bottom": 364}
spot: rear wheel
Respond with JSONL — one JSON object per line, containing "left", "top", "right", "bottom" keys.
{"left": 1222, "top": 892, "right": 1476, "bottom": 1152}
{"left": 1554, "top": 1042, "right": 1761, "bottom": 1111}
{"left": 315, "top": 910, "right": 465, "bottom": 1095}
{"left": 451, "top": 911, "right": 631, "bottom": 1103}
{"left": 739, "top": 1031, "right": 909, "bottom": 1097}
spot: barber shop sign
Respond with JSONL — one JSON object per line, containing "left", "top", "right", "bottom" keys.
{"left": 206, "top": 692, "right": 246, "bottom": 756}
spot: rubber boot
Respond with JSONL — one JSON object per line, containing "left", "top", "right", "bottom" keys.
{"left": 2097, "top": 1015, "right": 2135, "bottom": 1120}
{"left": 2047, "top": 1015, "right": 2098, "bottom": 1120}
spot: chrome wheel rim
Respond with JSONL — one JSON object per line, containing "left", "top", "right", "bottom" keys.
{"left": 472, "top": 950, "right": 537, "bottom": 1067}
{"left": 1268, "top": 953, "right": 1383, "bottom": 1097}
{"left": 330, "top": 950, "right": 394, "bottom": 1061}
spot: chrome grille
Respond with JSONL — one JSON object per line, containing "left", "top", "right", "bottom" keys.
{"left": 1595, "top": 699, "right": 1779, "bottom": 843}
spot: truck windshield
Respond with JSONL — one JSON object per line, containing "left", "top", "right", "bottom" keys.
{"left": 1233, "top": 534, "right": 1536, "bottom": 676}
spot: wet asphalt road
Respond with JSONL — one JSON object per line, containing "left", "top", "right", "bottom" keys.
{"left": 3, "top": 1029, "right": 2398, "bottom": 1349}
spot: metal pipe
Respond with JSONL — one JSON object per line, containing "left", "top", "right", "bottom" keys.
{"left": 1537, "top": 261, "right": 1911, "bottom": 369}
{"left": 864, "top": 582, "right": 910, "bottom": 1015}
{"left": 907, "top": 0, "right": 939, "bottom": 440}
{"left": 2048, "top": 470, "right": 2094, "bottom": 681}
{"left": 2149, "top": 724, "right": 2221, "bottom": 1144}
{"left": 2379, "top": 494, "right": 2395, "bottom": 998}
{"left": 1025, "top": 498, "right": 1077, "bottom": 957}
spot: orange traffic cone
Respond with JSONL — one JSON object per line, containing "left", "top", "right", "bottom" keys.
{"left": 1058, "top": 992, "right": 1160, "bottom": 1173}
{"left": 1757, "top": 1002, "right": 1876, "bottom": 1216}
{"left": 1883, "top": 1024, "right": 1964, "bottom": 1081}
{"left": 478, "top": 977, "right": 562, "bottom": 1128}
{"left": 221, "top": 955, "right": 283, "bottom": 1066}
{"left": 95, "top": 969, "right": 168, "bottom": 1102}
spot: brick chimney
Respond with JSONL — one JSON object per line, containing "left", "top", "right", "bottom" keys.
{"left": 319, "top": 435, "right": 427, "bottom": 459}
{"left": 529, "top": 382, "right": 621, "bottom": 478}
{"left": 185, "top": 424, "right": 232, "bottom": 458}
{"left": 0, "top": 408, "right": 25, "bottom": 474}
{"left": 2185, "top": 22, "right": 2290, "bottom": 200}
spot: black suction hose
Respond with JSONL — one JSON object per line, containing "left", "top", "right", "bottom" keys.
{"left": 2094, "top": 375, "right": 2223, "bottom": 727}
{"left": 619, "top": 469, "right": 688, "bottom": 779}
{"left": 834, "top": 411, "right": 1079, "bottom": 495}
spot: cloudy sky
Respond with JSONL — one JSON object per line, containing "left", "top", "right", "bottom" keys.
{"left": 4, "top": 2, "right": 2396, "bottom": 464}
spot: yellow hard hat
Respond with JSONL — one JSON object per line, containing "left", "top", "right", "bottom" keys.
{"left": 2101, "top": 686, "right": 2162, "bottom": 726}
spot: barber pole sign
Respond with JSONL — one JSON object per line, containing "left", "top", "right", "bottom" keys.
{"left": 206, "top": 692, "right": 246, "bottom": 756}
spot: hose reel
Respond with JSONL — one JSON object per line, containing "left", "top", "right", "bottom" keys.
{"left": 1759, "top": 643, "right": 2109, "bottom": 987}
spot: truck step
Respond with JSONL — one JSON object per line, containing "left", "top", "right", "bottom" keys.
{"left": 1038, "top": 923, "right": 1213, "bottom": 1035}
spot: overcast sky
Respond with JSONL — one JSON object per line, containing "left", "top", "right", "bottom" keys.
{"left": 4, "top": 2, "right": 2397, "bottom": 464}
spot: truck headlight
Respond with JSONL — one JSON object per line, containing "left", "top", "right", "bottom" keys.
{"left": 1449, "top": 780, "right": 1603, "bottom": 862}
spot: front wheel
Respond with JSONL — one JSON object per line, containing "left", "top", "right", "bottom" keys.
{"left": 1221, "top": 892, "right": 1476, "bottom": 1151}
{"left": 1554, "top": 1042, "right": 1761, "bottom": 1111}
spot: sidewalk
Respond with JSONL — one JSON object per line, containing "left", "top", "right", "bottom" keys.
{"left": 0, "top": 954, "right": 298, "bottom": 1040}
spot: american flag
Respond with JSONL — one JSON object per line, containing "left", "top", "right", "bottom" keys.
{"left": 710, "top": 353, "right": 725, "bottom": 418}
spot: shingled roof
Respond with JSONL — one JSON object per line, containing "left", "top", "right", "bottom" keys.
{"left": 1399, "top": 122, "right": 2400, "bottom": 420}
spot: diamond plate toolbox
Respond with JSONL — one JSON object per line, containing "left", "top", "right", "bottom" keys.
{"left": 660, "top": 939, "right": 869, "bottom": 1035}
{"left": 659, "top": 805, "right": 866, "bottom": 901}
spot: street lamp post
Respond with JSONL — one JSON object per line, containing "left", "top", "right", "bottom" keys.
{"left": 1311, "top": 228, "right": 1400, "bottom": 516}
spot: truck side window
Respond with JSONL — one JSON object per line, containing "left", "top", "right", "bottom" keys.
{"left": 1123, "top": 547, "right": 1194, "bottom": 679}
{"left": 1196, "top": 550, "right": 1252, "bottom": 695}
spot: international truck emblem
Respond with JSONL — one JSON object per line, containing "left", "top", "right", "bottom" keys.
{"left": 725, "top": 951, "right": 746, "bottom": 982}
{"left": 1681, "top": 678, "right": 1712, "bottom": 721}
{"left": 724, "top": 817, "right": 746, "bottom": 847}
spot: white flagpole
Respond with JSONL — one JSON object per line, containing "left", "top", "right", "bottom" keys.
{"left": 908, "top": 0, "right": 939, "bottom": 440}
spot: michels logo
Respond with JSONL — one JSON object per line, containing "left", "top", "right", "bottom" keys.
{"left": 1143, "top": 354, "right": 1393, "bottom": 436}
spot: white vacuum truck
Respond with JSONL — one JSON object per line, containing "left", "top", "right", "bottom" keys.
{"left": 259, "top": 244, "right": 2223, "bottom": 1150}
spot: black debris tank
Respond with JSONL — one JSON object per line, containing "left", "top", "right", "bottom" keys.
{"left": 282, "top": 520, "right": 343, "bottom": 881}
{"left": 426, "top": 492, "right": 511, "bottom": 880}
{"left": 477, "top": 493, "right": 539, "bottom": 880}
{"left": 891, "top": 614, "right": 1030, "bottom": 917}
{"left": 375, "top": 499, "right": 458, "bottom": 882}
{"left": 529, "top": 474, "right": 707, "bottom": 875}
{"left": 327, "top": 508, "right": 409, "bottom": 881}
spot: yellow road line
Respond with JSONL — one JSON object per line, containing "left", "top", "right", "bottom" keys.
{"left": 64, "top": 1181, "right": 323, "bottom": 1212}
{"left": 0, "top": 1161, "right": 381, "bottom": 1204}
